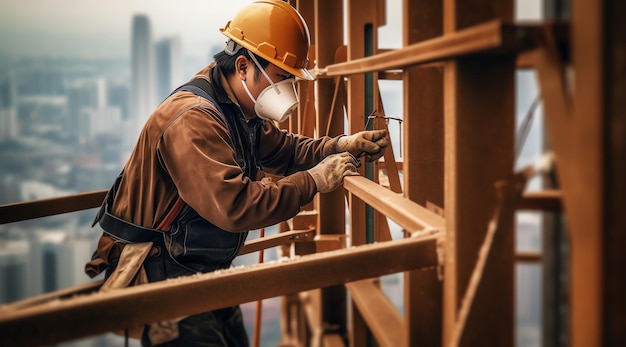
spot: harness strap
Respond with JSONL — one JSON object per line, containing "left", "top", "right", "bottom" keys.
{"left": 94, "top": 173, "right": 162, "bottom": 243}
{"left": 94, "top": 79, "right": 224, "bottom": 243}
{"left": 155, "top": 197, "right": 185, "bottom": 231}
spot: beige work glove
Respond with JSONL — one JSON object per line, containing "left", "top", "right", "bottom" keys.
{"left": 307, "top": 152, "right": 359, "bottom": 193}
{"left": 336, "top": 129, "right": 390, "bottom": 161}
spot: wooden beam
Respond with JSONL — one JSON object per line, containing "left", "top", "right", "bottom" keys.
{"left": 568, "top": 0, "right": 608, "bottom": 345}
{"left": 604, "top": 0, "right": 626, "bottom": 344}
{"left": 0, "top": 235, "right": 439, "bottom": 346}
{"left": 0, "top": 190, "right": 107, "bottom": 224}
{"left": 323, "top": 333, "right": 345, "bottom": 347}
{"left": 346, "top": 279, "right": 405, "bottom": 347}
{"left": 448, "top": 168, "right": 530, "bottom": 347}
{"left": 299, "top": 290, "right": 322, "bottom": 341}
{"left": 518, "top": 190, "right": 562, "bottom": 211}
{"left": 322, "top": 20, "right": 535, "bottom": 77}
{"left": 442, "top": 0, "right": 515, "bottom": 345}
{"left": 4, "top": 230, "right": 316, "bottom": 312}
{"left": 533, "top": 18, "right": 607, "bottom": 346}
{"left": 344, "top": 14, "right": 379, "bottom": 347}
{"left": 402, "top": 1, "right": 444, "bottom": 345}
{"left": 516, "top": 251, "right": 542, "bottom": 263}
{"left": 345, "top": 0, "right": 376, "bottom": 248}
{"left": 238, "top": 229, "right": 315, "bottom": 255}
{"left": 0, "top": 281, "right": 103, "bottom": 311}
{"left": 314, "top": 1, "right": 349, "bottom": 337}
{"left": 343, "top": 176, "right": 445, "bottom": 234}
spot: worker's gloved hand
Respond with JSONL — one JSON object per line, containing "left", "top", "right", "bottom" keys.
{"left": 336, "top": 129, "right": 390, "bottom": 162}
{"left": 307, "top": 152, "right": 359, "bottom": 193}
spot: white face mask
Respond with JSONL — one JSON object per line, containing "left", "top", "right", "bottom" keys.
{"left": 241, "top": 51, "right": 299, "bottom": 123}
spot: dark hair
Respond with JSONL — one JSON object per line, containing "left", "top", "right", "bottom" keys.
{"left": 214, "top": 49, "right": 270, "bottom": 81}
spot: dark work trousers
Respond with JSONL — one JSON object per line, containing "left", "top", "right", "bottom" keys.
{"left": 144, "top": 306, "right": 249, "bottom": 347}
{"left": 107, "top": 244, "right": 250, "bottom": 347}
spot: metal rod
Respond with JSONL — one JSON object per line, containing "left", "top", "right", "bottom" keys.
{"left": 253, "top": 228, "right": 265, "bottom": 347}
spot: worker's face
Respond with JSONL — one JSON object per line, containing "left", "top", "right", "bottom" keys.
{"left": 245, "top": 62, "right": 290, "bottom": 94}
{"left": 236, "top": 53, "right": 298, "bottom": 122}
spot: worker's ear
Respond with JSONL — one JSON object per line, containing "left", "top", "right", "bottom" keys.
{"left": 235, "top": 55, "right": 248, "bottom": 81}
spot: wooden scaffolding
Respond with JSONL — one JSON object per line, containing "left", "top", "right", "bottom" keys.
{"left": 1, "top": 0, "right": 624, "bottom": 346}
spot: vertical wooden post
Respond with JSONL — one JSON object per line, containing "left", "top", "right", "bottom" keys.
{"left": 569, "top": 0, "right": 603, "bottom": 345}
{"left": 604, "top": 1, "right": 626, "bottom": 345}
{"left": 292, "top": 0, "right": 313, "bottom": 138}
{"left": 345, "top": 1, "right": 378, "bottom": 345}
{"left": 314, "top": 0, "right": 348, "bottom": 340}
{"left": 442, "top": 0, "right": 515, "bottom": 345}
{"left": 346, "top": 0, "right": 377, "bottom": 248}
{"left": 568, "top": 0, "right": 626, "bottom": 345}
{"left": 314, "top": 0, "right": 345, "bottom": 240}
{"left": 402, "top": 1, "right": 443, "bottom": 346}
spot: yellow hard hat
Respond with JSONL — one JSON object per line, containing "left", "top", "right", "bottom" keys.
{"left": 220, "top": 0, "right": 314, "bottom": 80}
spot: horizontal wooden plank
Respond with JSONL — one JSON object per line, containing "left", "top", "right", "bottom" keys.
{"left": 518, "top": 190, "right": 562, "bottom": 211}
{"left": 238, "top": 229, "right": 315, "bottom": 255}
{"left": 321, "top": 20, "right": 536, "bottom": 77}
{"left": 343, "top": 176, "right": 444, "bottom": 233}
{"left": 346, "top": 279, "right": 405, "bottom": 347}
{"left": 516, "top": 251, "right": 542, "bottom": 263}
{"left": 3, "top": 231, "right": 316, "bottom": 312}
{"left": 0, "top": 235, "right": 439, "bottom": 346}
{"left": 0, "top": 280, "right": 103, "bottom": 311}
{"left": 0, "top": 190, "right": 107, "bottom": 224}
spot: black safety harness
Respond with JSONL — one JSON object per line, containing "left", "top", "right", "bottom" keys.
{"left": 92, "top": 78, "right": 226, "bottom": 243}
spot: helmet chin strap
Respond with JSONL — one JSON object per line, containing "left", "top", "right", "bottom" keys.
{"left": 224, "top": 39, "right": 243, "bottom": 56}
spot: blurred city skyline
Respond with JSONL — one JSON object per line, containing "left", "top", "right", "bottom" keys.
{"left": 0, "top": 3, "right": 283, "bottom": 346}
{"left": 0, "top": 0, "right": 255, "bottom": 60}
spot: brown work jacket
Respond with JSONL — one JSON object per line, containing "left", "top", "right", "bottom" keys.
{"left": 87, "top": 63, "right": 338, "bottom": 276}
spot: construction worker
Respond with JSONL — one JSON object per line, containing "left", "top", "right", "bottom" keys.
{"left": 85, "top": 1, "right": 389, "bottom": 346}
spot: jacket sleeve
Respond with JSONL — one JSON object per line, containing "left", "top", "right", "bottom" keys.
{"left": 258, "top": 121, "right": 339, "bottom": 176}
{"left": 157, "top": 106, "right": 318, "bottom": 232}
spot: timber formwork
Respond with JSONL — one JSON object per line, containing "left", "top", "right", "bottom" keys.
{"left": 1, "top": 0, "right": 625, "bottom": 346}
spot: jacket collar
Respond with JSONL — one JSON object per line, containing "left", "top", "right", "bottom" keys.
{"left": 211, "top": 64, "right": 265, "bottom": 126}
{"left": 210, "top": 64, "right": 237, "bottom": 106}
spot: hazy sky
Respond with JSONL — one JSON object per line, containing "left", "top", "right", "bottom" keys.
{"left": 0, "top": 0, "right": 539, "bottom": 59}
{"left": 0, "top": 0, "right": 255, "bottom": 58}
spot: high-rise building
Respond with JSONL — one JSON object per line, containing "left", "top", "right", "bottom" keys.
{"left": 0, "top": 109, "right": 18, "bottom": 141}
{"left": 15, "top": 67, "right": 65, "bottom": 97}
{"left": 0, "top": 75, "right": 18, "bottom": 141}
{"left": 66, "top": 78, "right": 105, "bottom": 143}
{"left": 16, "top": 95, "right": 67, "bottom": 138}
{"left": 0, "top": 176, "right": 21, "bottom": 205}
{"left": 0, "top": 240, "right": 29, "bottom": 304}
{"left": 130, "top": 15, "right": 154, "bottom": 141}
{"left": 107, "top": 81, "right": 130, "bottom": 121}
{"left": 26, "top": 232, "right": 108, "bottom": 347}
{"left": 57, "top": 238, "right": 93, "bottom": 293}
{"left": 155, "top": 37, "right": 184, "bottom": 103}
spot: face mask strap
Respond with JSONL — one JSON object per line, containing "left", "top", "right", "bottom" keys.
{"left": 247, "top": 50, "right": 280, "bottom": 94}
{"left": 290, "top": 79, "right": 299, "bottom": 103}
{"left": 241, "top": 79, "right": 257, "bottom": 104}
